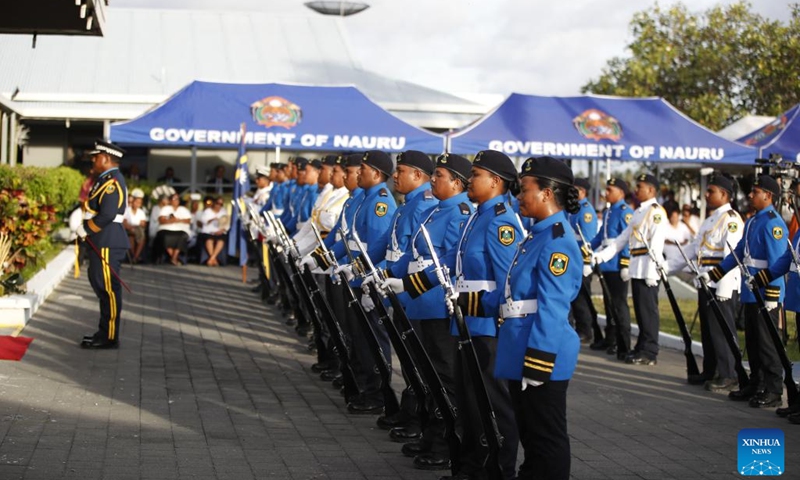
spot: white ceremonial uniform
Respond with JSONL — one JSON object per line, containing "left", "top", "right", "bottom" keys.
{"left": 294, "top": 184, "right": 349, "bottom": 257}
{"left": 667, "top": 203, "right": 744, "bottom": 297}
{"left": 598, "top": 198, "right": 667, "bottom": 282}
{"left": 253, "top": 185, "right": 272, "bottom": 208}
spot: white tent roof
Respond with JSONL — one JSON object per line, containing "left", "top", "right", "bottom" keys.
{"left": 716, "top": 115, "right": 775, "bottom": 140}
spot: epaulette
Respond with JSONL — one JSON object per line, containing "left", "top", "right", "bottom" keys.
{"left": 552, "top": 222, "right": 565, "bottom": 239}
{"left": 494, "top": 202, "right": 507, "bottom": 216}
{"left": 379, "top": 188, "right": 389, "bottom": 197}
{"left": 767, "top": 210, "right": 777, "bottom": 219}
{"left": 459, "top": 203, "right": 471, "bottom": 215}
{"left": 728, "top": 210, "right": 737, "bottom": 217}
{"left": 651, "top": 203, "right": 660, "bottom": 209}
{"left": 423, "top": 189, "right": 434, "bottom": 200}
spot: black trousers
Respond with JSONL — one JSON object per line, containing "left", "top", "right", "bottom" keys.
{"left": 417, "top": 318, "right": 458, "bottom": 454}
{"left": 509, "top": 379, "right": 570, "bottom": 480}
{"left": 697, "top": 288, "right": 739, "bottom": 380}
{"left": 455, "top": 335, "right": 518, "bottom": 479}
{"left": 569, "top": 276, "right": 596, "bottom": 338}
{"left": 398, "top": 318, "right": 423, "bottom": 428}
{"left": 344, "top": 296, "right": 391, "bottom": 403}
{"left": 87, "top": 247, "right": 126, "bottom": 342}
{"left": 313, "top": 274, "right": 333, "bottom": 364}
{"left": 631, "top": 279, "right": 660, "bottom": 359}
{"left": 602, "top": 271, "right": 632, "bottom": 351}
{"left": 744, "top": 303, "right": 784, "bottom": 395}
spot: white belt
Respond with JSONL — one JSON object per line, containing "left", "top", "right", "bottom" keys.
{"left": 84, "top": 212, "right": 124, "bottom": 223}
{"left": 791, "top": 263, "right": 798, "bottom": 273}
{"left": 385, "top": 249, "right": 403, "bottom": 262}
{"left": 602, "top": 239, "right": 613, "bottom": 247}
{"left": 408, "top": 258, "right": 433, "bottom": 274}
{"left": 744, "top": 257, "right": 768, "bottom": 269}
{"left": 455, "top": 279, "right": 496, "bottom": 293}
{"left": 347, "top": 240, "right": 366, "bottom": 252}
{"left": 501, "top": 299, "right": 538, "bottom": 319}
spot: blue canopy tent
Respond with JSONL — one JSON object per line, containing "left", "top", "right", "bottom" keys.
{"left": 111, "top": 81, "right": 444, "bottom": 152}
{"left": 737, "top": 104, "right": 800, "bottom": 162}
{"left": 448, "top": 93, "right": 756, "bottom": 165}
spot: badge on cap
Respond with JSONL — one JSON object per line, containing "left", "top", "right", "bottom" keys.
{"left": 375, "top": 202, "right": 388, "bottom": 217}
{"left": 498, "top": 225, "right": 515, "bottom": 246}
{"left": 549, "top": 253, "right": 569, "bottom": 276}
{"left": 773, "top": 227, "right": 784, "bottom": 240}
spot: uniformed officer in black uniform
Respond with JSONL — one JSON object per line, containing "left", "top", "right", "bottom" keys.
{"left": 76, "top": 140, "right": 130, "bottom": 349}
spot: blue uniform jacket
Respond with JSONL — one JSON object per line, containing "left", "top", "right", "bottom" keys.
{"left": 408, "top": 194, "right": 523, "bottom": 337}
{"left": 483, "top": 211, "right": 581, "bottom": 382}
{"left": 590, "top": 199, "right": 631, "bottom": 272}
{"left": 313, "top": 189, "right": 365, "bottom": 269}
{"left": 378, "top": 182, "right": 437, "bottom": 271}
{"left": 390, "top": 192, "right": 473, "bottom": 320}
{"left": 282, "top": 184, "right": 319, "bottom": 234}
{"left": 715, "top": 205, "right": 787, "bottom": 304}
{"left": 763, "top": 230, "right": 800, "bottom": 312}
{"left": 262, "top": 181, "right": 286, "bottom": 214}
{"left": 83, "top": 167, "right": 130, "bottom": 249}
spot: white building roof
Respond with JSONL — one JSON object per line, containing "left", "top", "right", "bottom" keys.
{"left": 0, "top": 7, "right": 481, "bottom": 128}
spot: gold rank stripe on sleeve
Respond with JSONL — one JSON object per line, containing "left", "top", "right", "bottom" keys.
{"left": 764, "top": 286, "right": 781, "bottom": 300}
{"left": 619, "top": 257, "right": 630, "bottom": 267}
{"left": 708, "top": 267, "right": 725, "bottom": 282}
{"left": 522, "top": 347, "right": 557, "bottom": 382}
{"left": 756, "top": 269, "right": 772, "bottom": 286}
{"left": 524, "top": 356, "right": 555, "bottom": 370}
{"left": 405, "top": 271, "right": 433, "bottom": 298}
{"left": 698, "top": 257, "right": 722, "bottom": 266}
{"left": 87, "top": 218, "right": 102, "bottom": 233}
{"left": 630, "top": 247, "right": 648, "bottom": 256}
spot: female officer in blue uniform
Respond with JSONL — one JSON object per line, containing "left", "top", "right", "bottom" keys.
{"left": 483, "top": 156, "right": 582, "bottom": 480}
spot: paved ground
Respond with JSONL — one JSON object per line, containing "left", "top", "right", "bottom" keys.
{"left": 0, "top": 263, "right": 797, "bottom": 479}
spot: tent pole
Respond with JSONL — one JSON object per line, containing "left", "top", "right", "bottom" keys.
{"left": 276, "top": 146, "right": 281, "bottom": 164}
{"left": 190, "top": 146, "right": 197, "bottom": 193}
{"left": 0, "top": 112, "right": 7, "bottom": 165}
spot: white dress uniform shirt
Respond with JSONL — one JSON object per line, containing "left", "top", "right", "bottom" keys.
{"left": 597, "top": 198, "right": 667, "bottom": 282}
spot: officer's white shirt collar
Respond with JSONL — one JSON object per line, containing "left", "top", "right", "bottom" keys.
{"left": 707, "top": 203, "right": 732, "bottom": 220}
{"left": 638, "top": 197, "right": 657, "bottom": 210}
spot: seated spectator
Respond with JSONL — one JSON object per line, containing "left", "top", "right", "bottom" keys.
{"left": 664, "top": 208, "right": 693, "bottom": 264}
{"left": 127, "top": 163, "right": 145, "bottom": 182}
{"left": 198, "top": 197, "right": 230, "bottom": 266}
{"left": 123, "top": 189, "right": 148, "bottom": 264}
{"left": 149, "top": 193, "right": 170, "bottom": 263}
{"left": 158, "top": 193, "right": 192, "bottom": 266}
{"left": 157, "top": 167, "right": 182, "bottom": 186}
{"left": 206, "top": 165, "right": 231, "bottom": 194}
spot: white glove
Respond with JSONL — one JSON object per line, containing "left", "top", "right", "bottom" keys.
{"left": 334, "top": 263, "right": 355, "bottom": 281}
{"left": 76, "top": 223, "right": 88, "bottom": 240}
{"left": 716, "top": 291, "right": 731, "bottom": 302}
{"left": 620, "top": 267, "right": 630, "bottom": 282}
{"left": 697, "top": 271, "right": 711, "bottom": 287}
{"left": 645, "top": 277, "right": 659, "bottom": 288}
{"left": 361, "top": 290, "right": 376, "bottom": 312}
{"left": 765, "top": 300, "right": 778, "bottom": 311}
{"left": 521, "top": 378, "right": 544, "bottom": 391}
{"left": 583, "top": 265, "right": 593, "bottom": 277}
{"left": 594, "top": 247, "right": 616, "bottom": 264}
{"left": 361, "top": 270, "right": 382, "bottom": 287}
{"left": 299, "top": 256, "right": 317, "bottom": 270}
{"left": 381, "top": 278, "right": 405, "bottom": 294}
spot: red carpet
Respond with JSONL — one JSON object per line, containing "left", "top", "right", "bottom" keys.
{"left": 0, "top": 336, "right": 34, "bottom": 361}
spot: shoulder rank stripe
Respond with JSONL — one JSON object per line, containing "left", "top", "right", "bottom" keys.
{"left": 494, "top": 202, "right": 507, "bottom": 216}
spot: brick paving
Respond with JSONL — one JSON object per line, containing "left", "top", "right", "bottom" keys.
{"left": 0, "top": 263, "right": 797, "bottom": 479}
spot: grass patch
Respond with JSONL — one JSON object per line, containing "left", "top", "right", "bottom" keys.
{"left": 591, "top": 296, "right": 800, "bottom": 362}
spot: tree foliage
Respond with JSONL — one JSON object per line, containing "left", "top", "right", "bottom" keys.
{"left": 582, "top": 2, "right": 800, "bottom": 131}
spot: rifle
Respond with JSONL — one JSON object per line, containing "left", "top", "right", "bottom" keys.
{"left": 675, "top": 242, "right": 749, "bottom": 389}
{"left": 266, "top": 212, "right": 325, "bottom": 338}
{"left": 727, "top": 241, "right": 798, "bottom": 405}
{"left": 424, "top": 226, "right": 504, "bottom": 480}
{"left": 352, "top": 228, "right": 461, "bottom": 475}
{"left": 339, "top": 228, "right": 401, "bottom": 416}
{"left": 575, "top": 227, "right": 628, "bottom": 355}
{"left": 637, "top": 228, "right": 700, "bottom": 377}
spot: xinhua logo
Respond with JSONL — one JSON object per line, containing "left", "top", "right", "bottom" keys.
{"left": 738, "top": 428, "right": 784, "bottom": 476}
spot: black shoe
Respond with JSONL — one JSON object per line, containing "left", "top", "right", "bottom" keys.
{"left": 688, "top": 373, "right": 710, "bottom": 385}
{"left": 266, "top": 293, "right": 278, "bottom": 305}
{"left": 706, "top": 378, "right": 738, "bottom": 392}
{"left": 332, "top": 375, "right": 344, "bottom": 389}
{"left": 776, "top": 402, "right": 800, "bottom": 417}
{"left": 605, "top": 344, "right": 618, "bottom": 355}
{"left": 788, "top": 412, "right": 800, "bottom": 424}
{"left": 320, "top": 370, "right": 339, "bottom": 382}
{"left": 413, "top": 453, "right": 451, "bottom": 470}
{"left": 578, "top": 332, "right": 593, "bottom": 345}
{"left": 729, "top": 385, "right": 760, "bottom": 402}
{"left": 389, "top": 426, "right": 421, "bottom": 443}
{"left": 296, "top": 326, "right": 309, "bottom": 337}
{"left": 250, "top": 284, "right": 263, "bottom": 293}
{"left": 347, "top": 400, "right": 384, "bottom": 415}
{"left": 589, "top": 340, "right": 610, "bottom": 351}
{"left": 749, "top": 392, "right": 782, "bottom": 408}
{"left": 401, "top": 440, "right": 431, "bottom": 458}
{"left": 311, "top": 361, "right": 334, "bottom": 373}
{"left": 438, "top": 473, "right": 471, "bottom": 480}
{"left": 285, "top": 317, "right": 297, "bottom": 327}
{"left": 377, "top": 410, "right": 412, "bottom": 430}
{"left": 615, "top": 351, "right": 628, "bottom": 361}
{"left": 626, "top": 354, "right": 656, "bottom": 366}
{"left": 80, "top": 337, "right": 119, "bottom": 350}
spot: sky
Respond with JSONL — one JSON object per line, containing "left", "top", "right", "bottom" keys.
{"left": 115, "top": 0, "right": 792, "bottom": 100}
